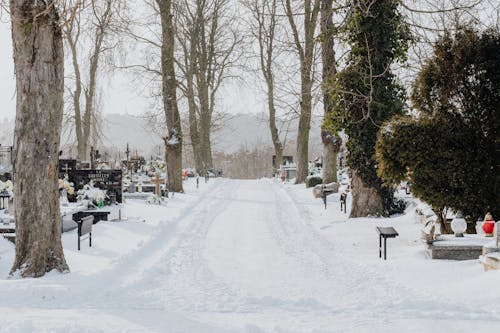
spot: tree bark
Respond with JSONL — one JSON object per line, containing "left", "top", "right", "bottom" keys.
{"left": 284, "top": 0, "right": 320, "bottom": 184}
{"left": 295, "top": 77, "right": 312, "bottom": 184}
{"left": 269, "top": 90, "right": 283, "bottom": 169}
{"left": 350, "top": 171, "right": 383, "bottom": 218}
{"left": 254, "top": 0, "right": 283, "bottom": 170}
{"left": 157, "top": 0, "right": 183, "bottom": 193}
{"left": 64, "top": 0, "right": 113, "bottom": 161}
{"left": 10, "top": 0, "right": 69, "bottom": 277}
{"left": 320, "top": 0, "right": 340, "bottom": 183}
{"left": 65, "top": 21, "right": 85, "bottom": 159}
{"left": 184, "top": 13, "right": 204, "bottom": 175}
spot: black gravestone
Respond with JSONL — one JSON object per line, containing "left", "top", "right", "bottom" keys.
{"left": 58, "top": 159, "right": 78, "bottom": 178}
{"left": 68, "top": 169, "right": 123, "bottom": 203}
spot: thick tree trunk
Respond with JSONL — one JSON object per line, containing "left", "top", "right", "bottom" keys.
{"left": 197, "top": 74, "right": 213, "bottom": 173}
{"left": 322, "top": 131, "right": 339, "bottom": 183}
{"left": 321, "top": 0, "right": 339, "bottom": 184}
{"left": 188, "top": 104, "right": 203, "bottom": 174}
{"left": 350, "top": 171, "right": 384, "bottom": 217}
{"left": 10, "top": 0, "right": 68, "bottom": 277}
{"left": 199, "top": 110, "right": 213, "bottom": 173}
{"left": 158, "top": 0, "right": 183, "bottom": 193}
{"left": 163, "top": 134, "right": 183, "bottom": 193}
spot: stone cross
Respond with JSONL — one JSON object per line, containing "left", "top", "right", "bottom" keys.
{"left": 62, "top": 162, "right": 70, "bottom": 175}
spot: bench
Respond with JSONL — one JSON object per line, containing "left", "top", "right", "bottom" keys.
{"left": 340, "top": 193, "right": 347, "bottom": 213}
{"left": 76, "top": 215, "right": 94, "bottom": 251}
{"left": 376, "top": 226, "right": 399, "bottom": 260}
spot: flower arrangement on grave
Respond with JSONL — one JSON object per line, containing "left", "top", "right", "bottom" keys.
{"left": 146, "top": 161, "right": 166, "bottom": 173}
{"left": 146, "top": 194, "right": 163, "bottom": 205}
{"left": 58, "top": 177, "right": 75, "bottom": 206}
{"left": 77, "top": 181, "right": 109, "bottom": 208}
{"left": 58, "top": 178, "right": 75, "bottom": 195}
{"left": 0, "top": 180, "right": 14, "bottom": 197}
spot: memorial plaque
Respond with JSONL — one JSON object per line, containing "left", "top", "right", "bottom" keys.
{"left": 68, "top": 169, "right": 123, "bottom": 203}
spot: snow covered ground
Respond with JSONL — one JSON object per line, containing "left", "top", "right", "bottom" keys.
{"left": 0, "top": 178, "right": 499, "bottom": 333}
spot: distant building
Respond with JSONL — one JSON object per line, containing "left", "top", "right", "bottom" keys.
{"left": 272, "top": 155, "right": 294, "bottom": 168}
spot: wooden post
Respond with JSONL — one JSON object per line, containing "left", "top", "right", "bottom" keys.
{"left": 155, "top": 173, "right": 161, "bottom": 196}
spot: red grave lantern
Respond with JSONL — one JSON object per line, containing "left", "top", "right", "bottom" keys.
{"left": 482, "top": 212, "right": 495, "bottom": 236}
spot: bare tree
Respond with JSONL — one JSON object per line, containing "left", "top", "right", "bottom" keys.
{"left": 283, "top": 0, "right": 321, "bottom": 184}
{"left": 62, "top": 0, "right": 119, "bottom": 161}
{"left": 157, "top": 0, "right": 183, "bottom": 192}
{"left": 175, "top": 0, "right": 241, "bottom": 175}
{"left": 10, "top": 0, "right": 68, "bottom": 277}
{"left": 244, "top": 0, "right": 284, "bottom": 170}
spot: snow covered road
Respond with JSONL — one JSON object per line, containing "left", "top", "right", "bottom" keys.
{"left": 1, "top": 178, "right": 500, "bottom": 332}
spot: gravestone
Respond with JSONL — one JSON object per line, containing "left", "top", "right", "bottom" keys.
{"left": 58, "top": 159, "right": 78, "bottom": 179}
{"left": 68, "top": 169, "right": 123, "bottom": 203}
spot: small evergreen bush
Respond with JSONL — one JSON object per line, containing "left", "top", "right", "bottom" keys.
{"left": 306, "top": 176, "right": 323, "bottom": 188}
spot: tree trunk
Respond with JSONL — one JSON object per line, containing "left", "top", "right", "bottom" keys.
{"left": 158, "top": 0, "right": 183, "bottom": 193}
{"left": 284, "top": 0, "right": 320, "bottom": 184}
{"left": 295, "top": 72, "right": 313, "bottom": 184}
{"left": 322, "top": 131, "right": 339, "bottom": 183}
{"left": 64, "top": 0, "right": 112, "bottom": 161}
{"left": 320, "top": 0, "right": 340, "bottom": 184}
{"left": 350, "top": 171, "right": 384, "bottom": 217}
{"left": 67, "top": 32, "right": 85, "bottom": 160}
{"left": 199, "top": 110, "right": 213, "bottom": 173}
{"left": 269, "top": 97, "right": 283, "bottom": 169}
{"left": 163, "top": 135, "right": 183, "bottom": 192}
{"left": 255, "top": 0, "right": 283, "bottom": 170}
{"left": 10, "top": 0, "right": 69, "bottom": 277}
{"left": 185, "top": 19, "right": 203, "bottom": 175}
{"left": 188, "top": 104, "right": 203, "bottom": 174}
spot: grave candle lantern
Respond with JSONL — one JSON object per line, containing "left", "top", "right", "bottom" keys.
{"left": 451, "top": 211, "right": 466, "bottom": 237}
{"left": 482, "top": 212, "right": 495, "bottom": 236}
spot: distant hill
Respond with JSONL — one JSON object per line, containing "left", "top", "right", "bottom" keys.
{"left": 0, "top": 112, "right": 325, "bottom": 159}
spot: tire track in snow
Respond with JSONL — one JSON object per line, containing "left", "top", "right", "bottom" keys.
{"left": 135, "top": 180, "right": 248, "bottom": 312}
{"left": 269, "top": 179, "right": 500, "bottom": 323}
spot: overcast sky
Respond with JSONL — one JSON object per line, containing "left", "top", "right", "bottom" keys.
{"left": 1, "top": 18, "right": 15, "bottom": 121}
{"left": 0, "top": 16, "right": 265, "bottom": 122}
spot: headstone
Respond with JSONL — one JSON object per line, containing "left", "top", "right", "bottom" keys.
{"left": 58, "top": 159, "right": 78, "bottom": 173}
{"left": 68, "top": 169, "right": 123, "bottom": 203}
